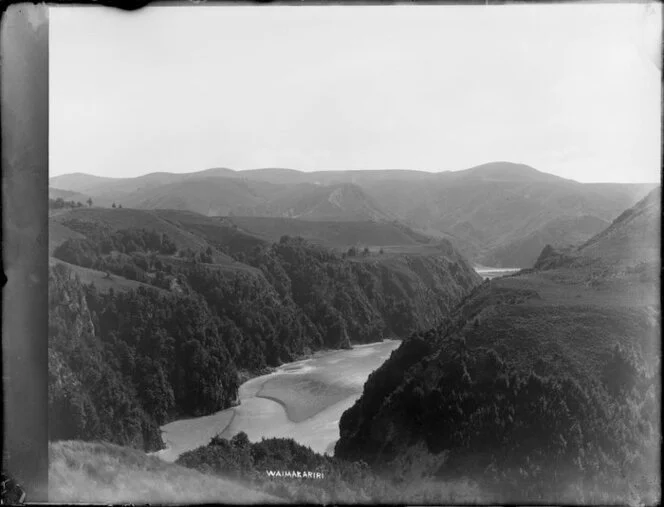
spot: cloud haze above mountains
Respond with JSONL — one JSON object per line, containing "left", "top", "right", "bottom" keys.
{"left": 50, "top": 3, "right": 661, "bottom": 182}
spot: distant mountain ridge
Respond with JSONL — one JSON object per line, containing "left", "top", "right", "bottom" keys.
{"left": 49, "top": 161, "right": 575, "bottom": 188}
{"left": 50, "top": 162, "right": 657, "bottom": 267}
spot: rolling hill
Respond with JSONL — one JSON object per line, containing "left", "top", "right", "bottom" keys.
{"left": 482, "top": 215, "right": 609, "bottom": 268}
{"left": 50, "top": 207, "right": 225, "bottom": 253}
{"left": 49, "top": 187, "right": 91, "bottom": 205}
{"left": 365, "top": 172, "right": 655, "bottom": 267}
{"left": 49, "top": 172, "right": 119, "bottom": 193}
{"left": 223, "top": 216, "right": 432, "bottom": 250}
{"left": 257, "top": 182, "right": 393, "bottom": 222}
{"left": 577, "top": 187, "right": 660, "bottom": 267}
{"left": 119, "top": 177, "right": 280, "bottom": 216}
{"left": 50, "top": 162, "right": 656, "bottom": 267}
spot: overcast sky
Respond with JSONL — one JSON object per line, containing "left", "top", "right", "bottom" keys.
{"left": 50, "top": 3, "right": 661, "bottom": 183}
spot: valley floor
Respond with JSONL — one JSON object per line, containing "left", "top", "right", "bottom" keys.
{"left": 155, "top": 340, "right": 401, "bottom": 461}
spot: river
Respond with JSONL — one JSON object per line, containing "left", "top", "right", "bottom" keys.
{"left": 474, "top": 266, "right": 521, "bottom": 280}
{"left": 154, "top": 339, "right": 401, "bottom": 462}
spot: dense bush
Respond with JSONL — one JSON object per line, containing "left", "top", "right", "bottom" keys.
{"left": 53, "top": 227, "right": 178, "bottom": 283}
{"left": 177, "top": 433, "right": 402, "bottom": 504}
{"left": 238, "top": 236, "right": 477, "bottom": 344}
{"left": 184, "top": 265, "right": 321, "bottom": 369}
{"left": 49, "top": 229, "right": 480, "bottom": 452}
{"left": 48, "top": 264, "right": 163, "bottom": 450}
{"left": 336, "top": 308, "right": 660, "bottom": 503}
{"left": 50, "top": 197, "right": 83, "bottom": 209}
{"left": 49, "top": 264, "right": 239, "bottom": 450}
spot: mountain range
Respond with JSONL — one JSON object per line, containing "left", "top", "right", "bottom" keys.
{"left": 50, "top": 161, "right": 657, "bottom": 267}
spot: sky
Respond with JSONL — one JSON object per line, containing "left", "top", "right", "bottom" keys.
{"left": 50, "top": 3, "right": 661, "bottom": 183}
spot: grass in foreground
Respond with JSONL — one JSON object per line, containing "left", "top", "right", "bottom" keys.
{"left": 49, "top": 440, "right": 280, "bottom": 504}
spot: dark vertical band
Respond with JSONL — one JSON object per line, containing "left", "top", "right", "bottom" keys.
{"left": 1, "top": 3, "right": 49, "bottom": 502}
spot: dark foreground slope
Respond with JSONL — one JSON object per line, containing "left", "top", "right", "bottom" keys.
{"left": 50, "top": 436, "right": 484, "bottom": 504}
{"left": 174, "top": 432, "right": 485, "bottom": 504}
{"left": 49, "top": 440, "right": 280, "bottom": 504}
{"left": 334, "top": 194, "right": 661, "bottom": 504}
{"left": 48, "top": 207, "right": 480, "bottom": 452}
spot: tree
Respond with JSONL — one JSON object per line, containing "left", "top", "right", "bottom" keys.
{"left": 112, "top": 202, "right": 117, "bottom": 208}
{"left": 87, "top": 197, "right": 93, "bottom": 207}
{"left": 118, "top": 204, "right": 123, "bottom": 208}
{"left": 363, "top": 247, "right": 370, "bottom": 256}
{"left": 379, "top": 248, "right": 384, "bottom": 254}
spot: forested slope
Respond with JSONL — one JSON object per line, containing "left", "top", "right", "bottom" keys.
{"left": 334, "top": 194, "right": 661, "bottom": 504}
{"left": 48, "top": 208, "right": 480, "bottom": 452}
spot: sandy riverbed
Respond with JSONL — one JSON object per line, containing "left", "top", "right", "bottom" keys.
{"left": 155, "top": 339, "right": 401, "bottom": 462}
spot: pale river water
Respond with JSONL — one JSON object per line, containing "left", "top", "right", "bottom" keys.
{"left": 474, "top": 266, "right": 521, "bottom": 280}
{"left": 154, "top": 269, "right": 516, "bottom": 462}
{"left": 154, "top": 339, "right": 401, "bottom": 462}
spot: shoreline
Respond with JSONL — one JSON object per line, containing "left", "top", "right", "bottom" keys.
{"left": 155, "top": 338, "right": 402, "bottom": 461}
{"left": 237, "top": 338, "right": 398, "bottom": 387}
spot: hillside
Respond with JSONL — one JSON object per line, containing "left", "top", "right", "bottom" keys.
{"left": 50, "top": 173, "right": 394, "bottom": 223}
{"left": 49, "top": 187, "right": 91, "bottom": 205}
{"left": 224, "top": 216, "right": 432, "bottom": 250}
{"left": 532, "top": 187, "right": 661, "bottom": 275}
{"left": 335, "top": 271, "right": 660, "bottom": 503}
{"left": 50, "top": 436, "right": 485, "bottom": 505}
{"left": 50, "top": 207, "right": 226, "bottom": 254}
{"left": 48, "top": 207, "right": 480, "bottom": 452}
{"left": 442, "top": 161, "right": 570, "bottom": 183}
{"left": 49, "top": 172, "right": 119, "bottom": 193}
{"left": 334, "top": 196, "right": 661, "bottom": 504}
{"left": 49, "top": 221, "right": 85, "bottom": 254}
{"left": 261, "top": 182, "right": 392, "bottom": 221}
{"left": 50, "top": 162, "right": 656, "bottom": 267}
{"left": 368, "top": 175, "right": 654, "bottom": 267}
{"left": 48, "top": 256, "right": 162, "bottom": 293}
{"left": 482, "top": 215, "right": 609, "bottom": 268}
{"left": 578, "top": 187, "right": 660, "bottom": 267}
{"left": 49, "top": 440, "right": 280, "bottom": 504}
{"left": 120, "top": 177, "right": 280, "bottom": 216}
